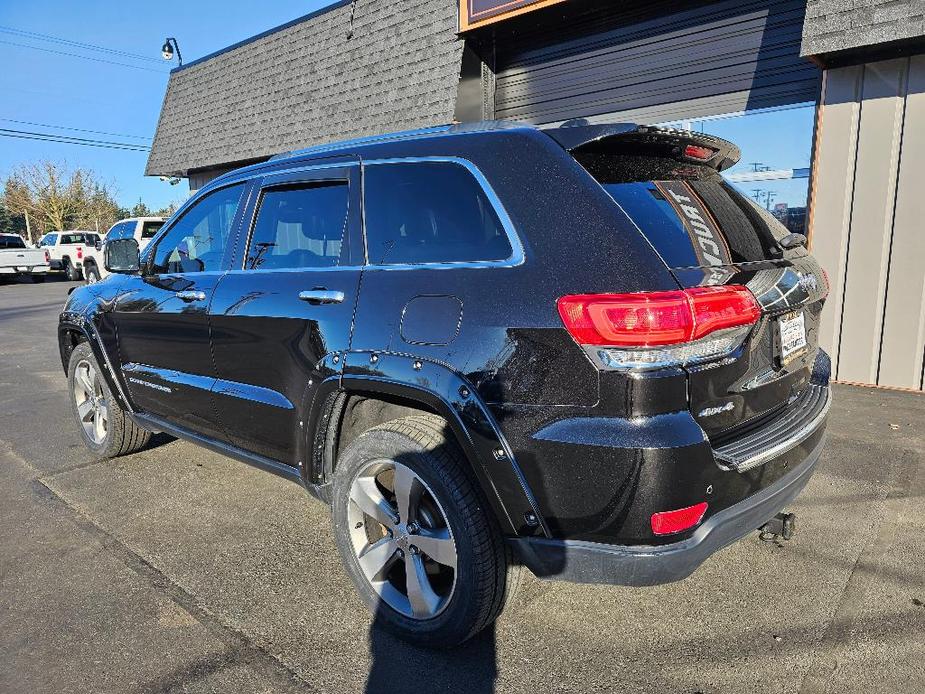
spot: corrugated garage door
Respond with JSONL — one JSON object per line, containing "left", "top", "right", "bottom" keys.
{"left": 492, "top": 0, "right": 819, "bottom": 125}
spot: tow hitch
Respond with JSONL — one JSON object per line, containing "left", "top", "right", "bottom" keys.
{"left": 758, "top": 512, "right": 796, "bottom": 542}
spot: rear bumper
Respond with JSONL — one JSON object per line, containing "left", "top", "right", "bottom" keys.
{"left": 509, "top": 434, "right": 824, "bottom": 586}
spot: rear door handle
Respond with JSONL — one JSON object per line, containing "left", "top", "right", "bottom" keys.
{"left": 298, "top": 289, "right": 345, "bottom": 305}
{"left": 176, "top": 290, "right": 206, "bottom": 302}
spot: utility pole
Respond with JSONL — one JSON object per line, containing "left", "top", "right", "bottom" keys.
{"left": 24, "top": 211, "right": 32, "bottom": 245}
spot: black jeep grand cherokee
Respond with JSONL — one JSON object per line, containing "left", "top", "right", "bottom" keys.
{"left": 58, "top": 121, "right": 830, "bottom": 647}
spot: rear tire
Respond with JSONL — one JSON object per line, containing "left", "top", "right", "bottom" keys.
{"left": 68, "top": 342, "right": 150, "bottom": 459}
{"left": 331, "top": 414, "right": 510, "bottom": 648}
{"left": 63, "top": 258, "right": 82, "bottom": 281}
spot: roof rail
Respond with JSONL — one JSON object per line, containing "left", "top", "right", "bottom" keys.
{"left": 268, "top": 125, "right": 455, "bottom": 162}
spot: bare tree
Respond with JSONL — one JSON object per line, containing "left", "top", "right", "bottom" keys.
{"left": 2, "top": 161, "right": 122, "bottom": 239}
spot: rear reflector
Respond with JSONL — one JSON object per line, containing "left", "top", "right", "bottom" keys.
{"left": 651, "top": 502, "right": 708, "bottom": 536}
{"left": 557, "top": 286, "right": 760, "bottom": 347}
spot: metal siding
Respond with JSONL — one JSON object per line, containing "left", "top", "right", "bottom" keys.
{"left": 836, "top": 59, "right": 907, "bottom": 385}
{"left": 811, "top": 56, "right": 925, "bottom": 390}
{"left": 878, "top": 55, "right": 925, "bottom": 389}
{"left": 492, "top": 0, "right": 819, "bottom": 124}
{"left": 811, "top": 65, "right": 862, "bottom": 378}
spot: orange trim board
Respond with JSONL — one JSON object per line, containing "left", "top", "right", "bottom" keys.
{"left": 459, "top": 0, "right": 567, "bottom": 31}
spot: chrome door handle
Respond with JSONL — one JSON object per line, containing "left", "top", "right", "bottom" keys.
{"left": 298, "top": 289, "right": 345, "bottom": 305}
{"left": 176, "top": 290, "right": 206, "bottom": 302}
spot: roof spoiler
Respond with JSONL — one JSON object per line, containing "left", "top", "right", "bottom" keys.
{"left": 542, "top": 121, "right": 741, "bottom": 172}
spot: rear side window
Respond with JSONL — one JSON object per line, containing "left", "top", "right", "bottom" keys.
{"left": 246, "top": 182, "right": 349, "bottom": 270}
{"left": 576, "top": 151, "right": 792, "bottom": 267}
{"left": 363, "top": 161, "right": 513, "bottom": 265}
{"left": 141, "top": 221, "right": 163, "bottom": 239}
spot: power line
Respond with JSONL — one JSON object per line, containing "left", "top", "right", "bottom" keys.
{"left": 0, "top": 39, "right": 169, "bottom": 74}
{"left": 0, "top": 25, "right": 164, "bottom": 63}
{"left": 0, "top": 128, "right": 151, "bottom": 152}
{"left": 0, "top": 117, "right": 151, "bottom": 141}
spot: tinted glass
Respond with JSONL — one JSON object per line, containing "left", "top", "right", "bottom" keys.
{"left": 151, "top": 184, "right": 244, "bottom": 274}
{"left": 246, "top": 182, "right": 348, "bottom": 269}
{"left": 0, "top": 236, "right": 26, "bottom": 249}
{"left": 141, "top": 221, "right": 164, "bottom": 239}
{"left": 577, "top": 151, "right": 790, "bottom": 266}
{"left": 61, "top": 234, "right": 87, "bottom": 245}
{"left": 363, "top": 162, "right": 512, "bottom": 264}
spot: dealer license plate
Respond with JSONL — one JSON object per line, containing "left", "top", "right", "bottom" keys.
{"left": 778, "top": 311, "right": 807, "bottom": 363}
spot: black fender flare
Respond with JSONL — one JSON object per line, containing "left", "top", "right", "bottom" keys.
{"left": 57, "top": 313, "right": 135, "bottom": 413}
{"left": 307, "top": 350, "right": 549, "bottom": 538}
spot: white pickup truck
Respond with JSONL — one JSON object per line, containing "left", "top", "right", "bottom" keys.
{"left": 38, "top": 231, "right": 102, "bottom": 281}
{"left": 81, "top": 217, "right": 165, "bottom": 283}
{"left": 0, "top": 233, "right": 50, "bottom": 283}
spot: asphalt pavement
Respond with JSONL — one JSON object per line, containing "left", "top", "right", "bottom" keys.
{"left": 1, "top": 276, "right": 923, "bottom": 694}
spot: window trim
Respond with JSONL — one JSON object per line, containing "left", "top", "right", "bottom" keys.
{"left": 360, "top": 157, "right": 525, "bottom": 271}
{"left": 242, "top": 177, "right": 353, "bottom": 272}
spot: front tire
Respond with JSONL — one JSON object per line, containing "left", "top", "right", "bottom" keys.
{"left": 68, "top": 342, "right": 150, "bottom": 458}
{"left": 332, "top": 414, "right": 510, "bottom": 648}
{"left": 84, "top": 264, "right": 101, "bottom": 284}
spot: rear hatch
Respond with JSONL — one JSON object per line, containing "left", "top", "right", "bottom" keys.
{"left": 550, "top": 124, "right": 828, "bottom": 441}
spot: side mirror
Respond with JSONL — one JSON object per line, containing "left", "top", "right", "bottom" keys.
{"left": 95, "top": 239, "right": 103, "bottom": 251}
{"left": 104, "top": 238, "right": 141, "bottom": 274}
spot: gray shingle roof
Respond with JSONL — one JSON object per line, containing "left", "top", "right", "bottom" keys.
{"left": 145, "top": 0, "right": 463, "bottom": 176}
{"left": 802, "top": 0, "right": 925, "bottom": 58}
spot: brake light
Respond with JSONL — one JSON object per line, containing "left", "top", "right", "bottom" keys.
{"left": 558, "top": 286, "right": 760, "bottom": 370}
{"left": 76, "top": 246, "right": 83, "bottom": 260}
{"left": 684, "top": 144, "right": 716, "bottom": 161}
{"left": 651, "top": 502, "right": 708, "bottom": 536}
{"left": 44, "top": 250, "right": 50, "bottom": 263}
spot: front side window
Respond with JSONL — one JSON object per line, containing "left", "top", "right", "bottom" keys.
{"left": 151, "top": 184, "right": 244, "bottom": 274}
{"left": 363, "top": 161, "right": 513, "bottom": 265}
{"left": 246, "top": 182, "right": 349, "bottom": 270}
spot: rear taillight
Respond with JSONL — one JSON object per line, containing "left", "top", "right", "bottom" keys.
{"left": 651, "top": 502, "right": 708, "bottom": 536}
{"left": 44, "top": 250, "right": 50, "bottom": 263}
{"left": 558, "top": 286, "right": 760, "bottom": 370}
{"left": 76, "top": 246, "right": 83, "bottom": 260}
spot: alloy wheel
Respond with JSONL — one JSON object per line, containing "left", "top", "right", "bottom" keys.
{"left": 73, "top": 359, "right": 108, "bottom": 444}
{"left": 347, "top": 460, "right": 457, "bottom": 619}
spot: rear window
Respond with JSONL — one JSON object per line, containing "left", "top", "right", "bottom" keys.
{"left": 0, "top": 236, "right": 26, "bottom": 249}
{"left": 61, "top": 234, "right": 87, "bottom": 245}
{"left": 363, "top": 161, "right": 513, "bottom": 265}
{"left": 141, "top": 221, "right": 164, "bottom": 239}
{"left": 577, "top": 152, "right": 792, "bottom": 267}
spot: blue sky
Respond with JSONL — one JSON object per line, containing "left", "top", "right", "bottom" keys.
{"left": 1, "top": 1, "right": 336, "bottom": 210}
